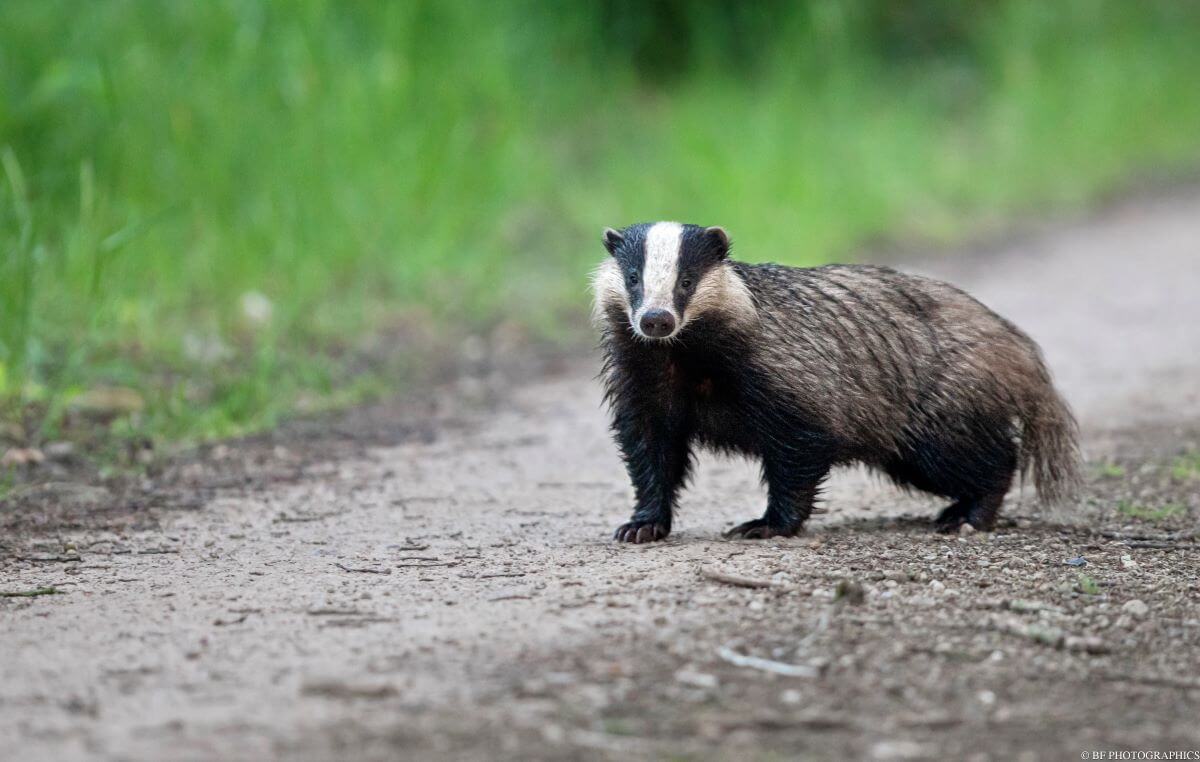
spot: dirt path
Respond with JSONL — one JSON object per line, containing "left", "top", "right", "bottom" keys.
{"left": 3, "top": 193, "right": 1200, "bottom": 761}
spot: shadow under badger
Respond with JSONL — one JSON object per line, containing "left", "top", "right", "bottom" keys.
{"left": 594, "top": 222, "right": 1081, "bottom": 543}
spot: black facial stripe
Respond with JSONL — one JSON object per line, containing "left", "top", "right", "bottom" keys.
{"left": 629, "top": 277, "right": 644, "bottom": 314}
{"left": 609, "top": 223, "right": 654, "bottom": 317}
{"left": 673, "top": 225, "right": 725, "bottom": 316}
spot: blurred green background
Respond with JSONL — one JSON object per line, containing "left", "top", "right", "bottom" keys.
{"left": 2, "top": 0, "right": 1199, "bottom": 454}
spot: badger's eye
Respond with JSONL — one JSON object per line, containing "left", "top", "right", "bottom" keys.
{"left": 681, "top": 278, "right": 693, "bottom": 289}
{"left": 628, "top": 270, "right": 639, "bottom": 284}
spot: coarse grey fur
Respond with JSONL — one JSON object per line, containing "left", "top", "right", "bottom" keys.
{"left": 594, "top": 222, "right": 1082, "bottom": 542}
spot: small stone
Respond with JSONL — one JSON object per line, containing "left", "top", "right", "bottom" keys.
{"left": 929, "top": 580, "right": 946, "bottom": 594}
{"left": 240, "top": 290, "right": 274, "bottom": 325}
{"left": 1064, "top": 635, "right": 1110, "bottom": 654}
{"left": 1120, "top": 555, "right": 1138, "bottom": 570}
{"left": 780, "top": 689, "right": 803, "bottom": 704}
{"left": 1122, "top": 599, "right": 1149, "bottom": 619}
{"left": 959, "top": 524, "right": 976, "bottom": 535}
{"left": 1064, "top": 556, "right": 1087, "bottom": 567}
{"left": 674, "top": 669, "right": 718, "bottom": 689}
{"left": 1023, "top": 623, "right": 1065, "bottom": 647}
{"left": 0, "top": 447, "right": 44, "bottom": 466}
{"left": 43, "top": 441, "right": 75, "bottom": 460}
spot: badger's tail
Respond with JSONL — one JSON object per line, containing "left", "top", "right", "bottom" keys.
{"left": 1020, "top": 384, "right": 1082, "bottom": 507}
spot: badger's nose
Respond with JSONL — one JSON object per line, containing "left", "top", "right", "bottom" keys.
{"left": 639, "top": 309, "right": 676, "bottom": 338}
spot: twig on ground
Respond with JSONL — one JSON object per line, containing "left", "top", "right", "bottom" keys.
{"left": 275, "top": 512, "right": 342, "bottom": 523}
{"left": 1, "top": 587, "right": 63, "bottom": 598}
{"left": 1122, "top": 540, "right": 1186, "bottom": 549}
{"left": 300, "top": 681, "right": 397, "bottom": 699}
{"left": 567, "top": 729, "right": 654, "bottom": 754}
{"left": 699, "top": 566, "right": 777, "bottom": 589}
{"left": 15, "top": 555, "right": 81, "bottom": 563}
{"left": 334, "top": 562, "right": 392, "bottom": 575}
{"left": 1100, "top": 672, "right": 1200, "bottom": 690}
{"left": 320, "top": 617, "right": 398, "bottom": 628}
{"left": 716, "top": 645, "right": 821, "bottom": 678}
{"left": 1099, "top": 530, "right": 1196, "bottom": 543}
{"left": 396, "top": 561, "right": 460, "bottom": 568}
{"left": 479, "top": 572, "right": 526, "bottom": 578}
{"left": 488, "top": 593, "right": 533, "bottom": 601}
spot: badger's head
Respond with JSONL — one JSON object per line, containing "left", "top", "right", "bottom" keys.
{"left": 592, "top": 221, "right": 756, "bottom": 341}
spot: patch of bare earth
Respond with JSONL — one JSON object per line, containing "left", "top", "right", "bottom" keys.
{"left": 2, "top": 191, "right": 1199, "bottom": 761}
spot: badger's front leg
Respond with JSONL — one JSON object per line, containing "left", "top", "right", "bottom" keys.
{"left": 612, "top": 411, "right": 692, "bottom": 544}
{"left": 725, "top": 448, "right": 830, "bottom": 540}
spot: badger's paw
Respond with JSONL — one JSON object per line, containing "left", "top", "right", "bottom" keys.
{"left": 933, "top": 501, "right": 970, "bottom": 534}
{"left": 724, "top": 518, "right": 798, "bottom": 540}
{"left": 613, "top": 520, "right": 670, "bottom": 544}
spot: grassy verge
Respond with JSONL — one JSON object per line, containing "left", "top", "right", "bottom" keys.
{"left": 2, "top": 1, "right": 1199, "bottom": 459}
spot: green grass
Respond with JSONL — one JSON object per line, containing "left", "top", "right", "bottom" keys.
{"left": 1170, "top": 452, "right": 1200, "bottom": 481}
{"left": 1076, "top": 573, "right": 1100, "bottom": 596}
{"left": 2, "top": 1, "right": 1200, "bottom": 454}
{"left": 1117, "top": 500, "right": 1186, "bottom": 522}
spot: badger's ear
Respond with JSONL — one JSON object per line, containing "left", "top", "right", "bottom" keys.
{"left": 705, "top": 226, "right": 731, "bottom": 258}
{"left": 602, "top": 227, "right": 624, "bottom": 256}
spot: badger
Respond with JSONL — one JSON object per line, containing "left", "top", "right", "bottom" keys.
{"left": 592, "top": 221, "right": 1081, "bottom": 543}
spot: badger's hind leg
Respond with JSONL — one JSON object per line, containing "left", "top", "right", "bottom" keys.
{"left": 929, "top": 449, "right": 1016, "bottom": 533}
{"left": 890, "top": 425, "right": 1017, "bottom": 533}
{"left": 934, "top": 490, "right": 1007, "bottom": 533}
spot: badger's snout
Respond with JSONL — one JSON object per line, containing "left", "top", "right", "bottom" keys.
{"left": 639, "top": 309, "right": 676, "bottom": 339}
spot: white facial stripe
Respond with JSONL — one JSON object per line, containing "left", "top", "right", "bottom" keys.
{"left": 639, "top": 222, "right": 683, "bottom": 317}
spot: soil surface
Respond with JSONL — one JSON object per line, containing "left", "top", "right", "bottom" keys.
{"left": 3, "top": 192, "right": 1200, "bottom": 761}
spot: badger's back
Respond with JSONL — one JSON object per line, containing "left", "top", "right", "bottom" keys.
{"left": 735, "top": 262, "right": 1081, "bottom": 504}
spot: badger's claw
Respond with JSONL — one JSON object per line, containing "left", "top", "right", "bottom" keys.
{"left": 724, "top": 518, "right": 798, "bottom": 540}
{"left": 613, "top": 520, "right": 670, "bottom": 544}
